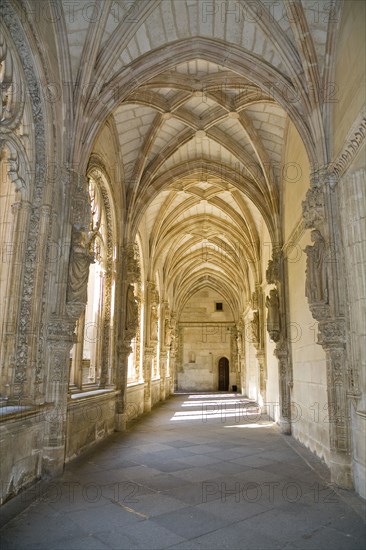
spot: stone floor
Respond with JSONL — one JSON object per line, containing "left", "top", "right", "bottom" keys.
{"left": 1, "top": 393, "right": 365, "bottom": 549}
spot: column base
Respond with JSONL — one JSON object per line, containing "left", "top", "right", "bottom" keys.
{"left": 42, "top": 446, "right": 65, "bottom": 478}
{"left": 144, "top": 381, "right": 152, "bottom": 412}
{"left": 160, "top": 378, "right": 166, "bottom": 401}
{"left": 144, "top": 398, "right": 151, "bottom": 413}
{"left": 279, "top": 418, "right": 291, "bottom": 435}
{"left": 115, "top": 413, "right": 127, "bottom": 432}
{"left": 329, "top": 452, "right": 354, "bottom": 489}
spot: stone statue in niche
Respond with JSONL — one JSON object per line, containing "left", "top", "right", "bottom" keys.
{"left": 150, "top": 304, "right": 158, "bottom": 342}
{"left": 67, "top": 222, "right": 99, "bottom": 304}
{"left": 126, "top": 284, "right": 138, "bottom": 336}
{"left": 251, "top": 311, "right": 260, "bottom": 345}
{"left": 266, "top": 288, "right": 280, "bottom": 342}
{"left": 164, "top": 318, "right": 172, "bottom": 347}
{"left": 305, "top": 230, "right": 329, "bottom": 304}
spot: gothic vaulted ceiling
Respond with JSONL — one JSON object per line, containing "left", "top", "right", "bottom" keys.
{"left": 51, "top": 0, "right": 336, "bottom": 318}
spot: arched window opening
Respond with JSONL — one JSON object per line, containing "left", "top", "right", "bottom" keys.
{"left": 69, "top": 175, "right": 113, "bottom": 392}
{"left": 0, "top": 148, "right": 19, "bottom": 397}
{"left": 127, "top": 243, "right": 143, "bottom": 385}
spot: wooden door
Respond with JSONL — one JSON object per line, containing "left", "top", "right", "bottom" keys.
{"left": 218, "top": 357, "right": 229, "bottom": 391}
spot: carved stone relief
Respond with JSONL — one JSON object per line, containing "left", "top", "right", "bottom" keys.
{"left": 266, "top": 288, "right": 280, "bottom": 343}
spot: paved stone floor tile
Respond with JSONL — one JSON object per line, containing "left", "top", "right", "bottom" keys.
{"left": 1, "top": 394, "right": 365, "bottom": 550}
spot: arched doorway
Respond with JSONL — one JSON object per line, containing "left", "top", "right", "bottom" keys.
{"left": 218, "top": 357, "right": 229, "bottom": 391}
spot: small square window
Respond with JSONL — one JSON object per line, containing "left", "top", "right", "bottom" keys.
{"left": 215, "top": 302, "right": 223, "bottom": 311}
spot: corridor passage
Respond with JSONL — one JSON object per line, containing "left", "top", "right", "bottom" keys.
{"left": 1, "top": 394, "right": 365, "bottom": 550}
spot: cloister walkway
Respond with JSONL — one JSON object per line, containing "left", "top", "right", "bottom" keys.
{"left": 1, "top": 394, "right": 365, "bottom": 550}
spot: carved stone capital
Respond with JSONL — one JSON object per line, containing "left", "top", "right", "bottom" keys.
{"left": 118, "top": 341, "right": 133, "bottom": 356}
{"left": 144, "top": 346, "right": 155, "bottom": 358}
{"left": 47, "top": 319, "right": 76, "bottom": 344}
{"left": 318, "top": 319, "right": 345, "bottom": 349}
{"left": 308, "top": 303, "right": 330, "bottom": 322}
{"left": 65, "top": 303, "right": 85, "bottom": 320}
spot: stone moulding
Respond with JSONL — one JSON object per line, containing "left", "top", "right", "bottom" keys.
{"left": 330, "top": 110, "right": 366, "bottom": 179}
{"left": 2, "top": 1, "right": 47, "bottom": 395}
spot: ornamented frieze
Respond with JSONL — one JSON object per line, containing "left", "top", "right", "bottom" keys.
{"left": 331, "top": 113, "right": 366, "bottom": 178}
{"left": 47, "top": 320, "right": 76, "bottom": 343}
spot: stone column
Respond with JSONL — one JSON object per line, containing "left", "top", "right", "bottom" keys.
{"left": 266, "top": 249, "right": 293, "bottom": 434}
{"left": 160, "top": 351, "right": 167, "bottom": 401}
{"left": 0, "top": 200, "right": 31, "bottom": 399}
{"left": 42, "top": 318, "right": 76, "bottom": 477}
{"left": 115, "top": 243, "right": 140, "bottom": 431}
{"left": 251, "top": 287, "right": 268, "bottom": 406}
{"left": 70, "top": 311, "right": 85, "bottom": 389}
{"left": 274, "top": 342, "right": 292, "bottom": 434}
{"left": 143, "top": 347, "right": 154, "bottom": 412}
{"left": 318, "top": 319, "right": 352, "bottom": 487}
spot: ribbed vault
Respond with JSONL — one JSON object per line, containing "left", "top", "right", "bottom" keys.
{"left": 109, "top": 58, "right": 286, "bottom": 320}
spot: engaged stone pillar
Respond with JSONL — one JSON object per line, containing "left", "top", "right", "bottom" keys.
{"left": 42, "top": 319, "right": 76, "bottom": 477}
{"left": 274, "top": 342, "right": 292, "bottom": 434}
{"left": 302, "top": 167, "right": 353, "bottom": 488}
{"left": 143, "top": 347, "right": 154, "bottom": 412}
{"left": 318, "top": 319, "right": 352, "bottom": 487}
{"left": 114, "top": 341, "right": 130, "bottom": 431}
{"left": 160, "top": 351, "right": 168, "bottom": 400}
{"left": 266, "top": 249, "right": 293, "bottom": 434}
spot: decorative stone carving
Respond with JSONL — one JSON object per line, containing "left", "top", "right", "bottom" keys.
{"left": 66, "top": 224, "right": 97, "bottom": 305}
{"left": 0, "top": 143, "right": 26, "bottom": 192}
{"left": 331, "top": 114, "right": 366, "bottom": 178}
{"left": 318, "top": 319, "right": 345, "bottom": 347}
{"left": 266, "top": 251, "right": 280, "bottom": 284}
{"left": 125, "top": 243, "right": 140, "bottom": 283}
{"left": 47, "top": 320, "right": 76, "bottom": 343}
{"left": 305, "top": 230, "right": 329, "bottom": 307}
{"left": 251, "top": 311, "right": 260, "bottom": 346}
{"left": 164, "top": 318, "right": 172, "bottom": 348}
{"left": 251, "top": 289, "right": 259, "bottom": 310}
{"left": 150, "top": 303, "right": 158, "bottom": 342}
{"left": 266, "top": 289, "right": 280, "bottom": 342}
{"left": 274, "top": 340, "right": 292, "bottom": 427}
{"left": 3, "top": 1, "right": 48, "bottom": 397}
{"left": 70, "top": 172, "right": 91, "bottom": 229}
{"left": 254, "top": 350, "right": 265, "bottom": 393}
{"left": 0, "top": 29, "right": 25, "bottom": 130}
{"left": 125, "top": 284, "right": 138, "bottom": 341}
{"left": 302, "top": 170, "right": 326, "bottom": 230}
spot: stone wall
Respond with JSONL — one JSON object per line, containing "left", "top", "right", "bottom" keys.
{"left": 0, "top": 409, "right": 46, "bottom": 504}
{"left": 338, "top": 165, "right": 366, "bottom": 498}
{"left": 178, "top": 288, "right": 235, "bottom": 392}
{"left": 65, "top": 392, "right": 117, "bottom": 461}
{"left": 126, "top": 383, "right": 145, "bottom": 421}
{"left": 282, "top": 122, "right": 330, "bottom": 461}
